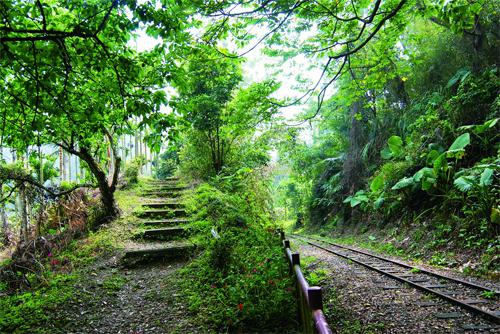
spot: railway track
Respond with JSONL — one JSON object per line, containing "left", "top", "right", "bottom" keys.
{"left": 291, "top": 234, "right": 500, "bottom": 328}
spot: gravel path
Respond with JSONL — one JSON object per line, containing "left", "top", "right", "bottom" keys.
{"left": 46, "top": 256, "right": 209, "bottom": 334}
{"left": 295, "top": 241, "right": 500, "bottom": 334}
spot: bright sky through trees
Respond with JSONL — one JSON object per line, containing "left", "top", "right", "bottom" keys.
{"left": 132, "top": 23, "right": 327, "bottom": 121}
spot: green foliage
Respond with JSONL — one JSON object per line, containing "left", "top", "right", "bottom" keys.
{"left": 102, "top": 274, "right": 127, "bottom": 293}
{"left": 447, "top": 132, "right": 470, "bottom": 154}
{"left": 370, "top": 175, "right": 385, "bottom": 193}
{"left": 0, "top": 0, "right": 195, "bottom": 217}
{"left": 154, "top": 150, "right": 179, "bottom": 179}
{"left": 306, "top": 268, "right": 328, "bottom": 286}
{"left": 124, "top": 156, "right": 146, "bottom": 185}
{"left": 175, "top": 47, "right": 279, "bottom": 177}
{"left": 391, "top": 177, "right": 415, "bottom": 191}
{"left": 446, "top": 68, "right": 471, "bottom": 89}
{"left": 382, "top": 135, "right": 404, "bottom": 159}
{"left": 28, "top": 153, "right": 59, "bottom": 183}
{"left": 480, "top": 290, "right": 497, "bottom": 299}
{"left": 275, "top": 2, "right": 499, "bottom": 276}
{"left": 180, "top": 177, "right": 294, "bottom": 331}
{"left": 0, "top": 273, "right": 76, "bottom": 333}
{"left": 343, "top": 190, "right": 369, "bottom": 208}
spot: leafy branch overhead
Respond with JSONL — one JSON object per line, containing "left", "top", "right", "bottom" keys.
{"left": 0, "top": 0, "right": 192, "bottom": 219}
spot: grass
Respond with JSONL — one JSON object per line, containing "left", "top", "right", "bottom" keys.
{"left": 323, "top": 285, "right": 386, "bottom": 333}
{"left": 310, "top": 232, "right": 412, "bottom": 262}
{"left": 177, "top": 182, "right": 297, "bottom": 333}
{"left": 0, "top": 273, "right": 77, "bottom": 333}
{"left": 480, "top": 290, "right": 497, "bottom": 299}
{"left": 102, "top": 273, "right": 127, "bottom": 292}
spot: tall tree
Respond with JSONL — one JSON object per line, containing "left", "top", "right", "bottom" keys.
{"left": 174, "top": 47, "right": 243, "bottom": 174}
{"left": 0, "top": 0, "right": 190, "bottom": 220}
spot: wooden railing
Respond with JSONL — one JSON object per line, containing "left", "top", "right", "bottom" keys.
{"left": 281, "top": 233, "right": 333, "bottom": 334}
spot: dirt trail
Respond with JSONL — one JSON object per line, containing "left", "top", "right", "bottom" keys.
{"left": 47, "top": 180, "right": 208, "bottom": 334}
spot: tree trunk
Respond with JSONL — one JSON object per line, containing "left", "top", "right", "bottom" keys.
{"left": 36, "top": 145, "right": 44, "bottom": 237}
{"left": 207, "top": 130, "right": 218, "bottom": 175}
{"left": 134, "top": 132, "right": 139, "bottom": 158}
{"left": 472, "top": 15, "right": 484, "bottom": 74}
{"left": 18, "top": 182, "right": 29, "bottom": 242}
{"left": 59, "top": 129, "right": 122, "bottom": 224}
{"left": 0, "top": 202, "right": 8, "bottom": 246}
{"left": 59, "top": 146, "right": 65, "bottom": 183}
{"left": 68, "top": 151, "right": 72, "bottom": 181}
{"left": 342, "top": 100, "right": 365, "bottom": 193}
{"left": 77, "top": 146, "right": 120, "bottom": 222}
{"left": 0, "top": 147, "right": 9, "bottom": 246}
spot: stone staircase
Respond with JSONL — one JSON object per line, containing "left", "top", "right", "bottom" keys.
{"left": 122, "top": 177, "right": 195, "bottom": 265}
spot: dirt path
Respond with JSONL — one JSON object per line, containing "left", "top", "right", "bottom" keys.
{"left": 45, "top": 180, "right": 209, "bottom": 334}
{"left": 51, "top": 260, "right": 207, "bottom": 334}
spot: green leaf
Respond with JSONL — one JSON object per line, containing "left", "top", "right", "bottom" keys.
{"left": 374, "top": 196, "right": 385, "bottom": 209}
{"left": 391, "top": 177, "right": 415, "bottom": 190}
{"left": 343, "top": 190, "right": 369, "bottom": 207}
{"left": 413, "top": 167, "right": 434, "bottom": 182}
{"left": 370, "top": 175, "right": 384, "bottom": 193}
{"left": 458, "top": 118, "right": 499, "bottom": 135}
{"left": 479, "top": 168, "right": 494, "bottom": 187}
{"left": 387, "top": 135, "right": 403, "bottom": 157}
{"left": 448, "top": 133, "right": 470, "bottom": 152}
{"left": 349, "top": 198, "right": 362, "bottom": 207}
{"left": 380, "top": 146, "right": 392, "bottom": 160}
{"left": 421, "top": 177, "right": 436, "bottom": 191}
{"left": 433, "top": 153, "right": 448, "bottom": 174}
{"left": 426, "top": 150, "right": 440, "bottom": 166}
{"left": 491, "top": 208, "right": 500, "bottom": 225}
{"left": 475, "top": 118, "right": 499, "bottom": 135}
{"left": 446, "top": 68, "right": 470, "bottom": 88}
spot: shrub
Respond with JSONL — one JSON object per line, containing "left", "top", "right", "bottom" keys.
{"left": 124, "top": 156, "right": 146, "bottom": 184}
{"left": 154, "top": 150, "right": 178, "bottom": 179}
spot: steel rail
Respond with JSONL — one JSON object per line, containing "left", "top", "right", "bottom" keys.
{"left": 291, "top": 235, "right": 500, "bottom": 325}
{"left": 296, "top": 234, "right": 499, "bottom": 294}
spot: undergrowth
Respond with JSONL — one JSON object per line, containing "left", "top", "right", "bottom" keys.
{"left": 0, "top": 273, "right": 77, "bottom": 334}
{"left": 179, "top": 180, "right": 297, "bottom": 332}
{"left": 0, "top": 185, "right": 140, "bottom": 333}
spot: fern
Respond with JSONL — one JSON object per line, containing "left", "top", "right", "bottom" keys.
{"left": 453, "top": 176, "right": 474, "bottom": 192}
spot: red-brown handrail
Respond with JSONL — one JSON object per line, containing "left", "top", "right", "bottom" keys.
{"left": 282, "top": 235, "right": 333, "bottom": 334}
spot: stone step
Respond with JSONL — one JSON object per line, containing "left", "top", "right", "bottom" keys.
{"left": 142, "top": 184, "right": 180, "bottom": 190}
{"left": 142, "top": 185, "right": 188, "bottom": 192}
{"left": 144, "top": 177, "right": 179, "bottom": 183}
{"left": 122, "top": 244, "right": 196, "bottom": 266}
{"left": 144, "top": 180, "right": 179, "bottom": 186}
{"left": 142, "top": 202, "right": 183, "bottom": 209}
{"left": 143, "top": 219, "right": 190, "bottom": 226}
{"left": 141, "top": 227, "right": 187, "bottom": 239}
{"left": 136, "top": 209, "right": 187, "bottom": 218}
{"left": 140, "top": 190, "right": 185, "bottom": 198}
